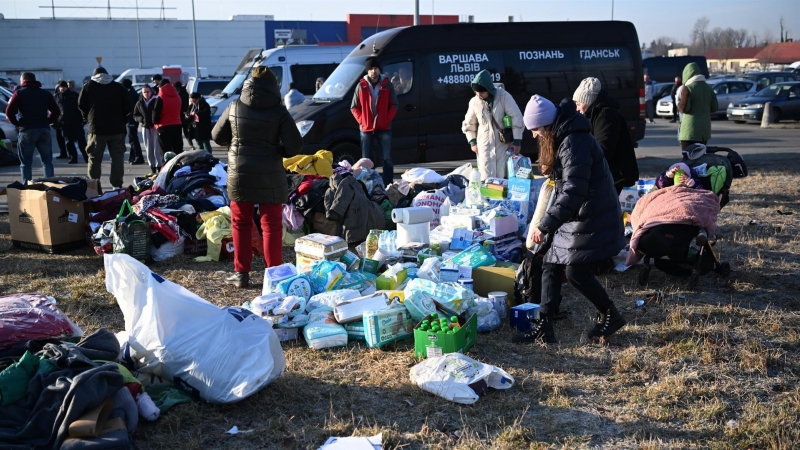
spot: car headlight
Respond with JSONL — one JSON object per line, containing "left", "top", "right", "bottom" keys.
{"left": 296, "top": 120, "right": 314, "bottom": 137}
{"left": 210, "top": 106, "right": 217, "bottom": 116}
{"left": 751, "top": 104, "right": 764, "bottom": 109}
{"left": 728, "top": 103, "right": 733, "bottom": 108}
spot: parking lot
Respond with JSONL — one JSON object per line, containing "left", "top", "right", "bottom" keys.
{"left": 1, "top": 118, "right": 799, "bottom": 212}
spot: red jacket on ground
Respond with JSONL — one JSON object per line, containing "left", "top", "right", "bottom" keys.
{"left": 350, "top": 75, "right": 398, "bottom": 132}
{"left": 152, "top": 83, "right": 182, "bottom": 128}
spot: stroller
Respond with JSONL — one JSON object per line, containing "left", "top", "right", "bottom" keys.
{"left": 636, "top": 146, "right": 748, "bottom": 289}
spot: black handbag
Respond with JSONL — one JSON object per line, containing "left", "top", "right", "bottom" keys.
{"left": 486, "top": 104, "right": 514, "bottom": 144}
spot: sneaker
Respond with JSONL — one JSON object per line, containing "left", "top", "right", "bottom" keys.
{"left": 131, "top": 158, "right": 145, "bottom": 165}
{"left": 696, "top": 228, "right": 709, "bottom": 247}
{"left": 512, "top": 316, "right": 556, "bottom": 344}
{"left": 225, "top": 272, "right": 249, "bottom": 289}
{"left": 587, "top": 305, "right": 626, "bottom": 344}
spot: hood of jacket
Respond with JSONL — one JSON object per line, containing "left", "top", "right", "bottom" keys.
{"left": 158, "top": 83, "right": 179, "bottom": 100}
{"left": 584, "top": 90, "right": 619, "bottom": 120}
{"left": 471, "top": 70, "right": 497, "bottom": 97}
{"left": 552, "top": 98, "right": 592, "bottom": 145}
{"left": 240, "top": 76, "right": 281, "bottom": 109}
{"left": 682, "top": 63, "right": 706, "bottom": 85}
{"left": 19, "top": 80, "right": 43, "bottom": 89}
{"left": 91, "top": 73, "right": 114, "bottom": 85}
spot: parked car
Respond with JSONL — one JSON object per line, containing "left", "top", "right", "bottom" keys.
{"left": 186, "top": 76, "right": 232, "bottom": 98}
{"left": 738, "top": 72, "right": 797, "bottom": 90}
{"left": 727, "top": 82, "right": 800, "bottom": 123}
{"left": 656, "top": 78, "right": 758, "bottom": 118}
{"left": 0, "top": 113, "right": 19, "bottom": 144}
{"left": 0, "top": 86, "right": 13, "bottom": 102}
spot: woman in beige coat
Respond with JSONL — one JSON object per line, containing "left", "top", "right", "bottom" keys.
{"left": 462, "top": 69, "right": 524, "bottom": 180}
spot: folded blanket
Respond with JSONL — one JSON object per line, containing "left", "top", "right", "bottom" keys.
{"left": 627, "top": 185, "right": 720, "bottom": 265}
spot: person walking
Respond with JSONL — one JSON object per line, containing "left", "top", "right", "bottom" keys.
{"left": 4, "top": 72, "right": 60, "bottom": 184}
{"left": 212, "top": 66, "right": 303, "bottom": 288}
{"left": 133, "top": 84, "right": 162, "bottom": 174}
{"left": 670, "top": 76, "right": 681, "bottom": 123}
{"left": 54, "top": 80, "right": 87, "bottom": 164}
{"left": 515, "top": 95, "right": 626, "bottom": 345}
{"left": 284, "top": 82, "right": 305, "bottom": 109}
{"left": 462, "top": 69, "right": 524, "bottom": 180}
{"left": 644, "top": 74, "right": 655, "bottom": 124}
{"left": 121, "top": 78, "right": 144, "bottom": 164}
{"left": 174, "top": 81, "right": 194, "bottom": 150}
{"left": 351, "top": 56, "right": 398, "bottom": 186}
{"left": 78, "top": 67, "right": 131, "bottom": 189}
{"left": 573, "top": 77, "right": 639, "bottom": 194}
{"left": 151, "top": 75, "right": 162, "bottom": 95}
{"left": 678, "top": 62, "right": 718, "bottom": 150}
{"left": 152, "top": 79, "right": 184, "bottom": 155}
{"left": 52, "top": 81, "right": 69, "bottom": 160}
{"left": 188, "top": 92, "right": 212, "bottom": 152}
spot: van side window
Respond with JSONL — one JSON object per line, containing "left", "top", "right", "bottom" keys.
{"left": 385, "top": 62, "right": 414, "bottom": 96}
{"left": 290, "top": 63, "right": 340, "bottom": 96}
{"left": 268, "top": 66, "right": 284, "bottom": 89}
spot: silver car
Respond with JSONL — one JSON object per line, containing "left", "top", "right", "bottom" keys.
{"left": 656, "top": 78, "right": 757, "bottom": 119}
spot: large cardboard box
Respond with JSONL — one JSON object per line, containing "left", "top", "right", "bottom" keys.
{"left": 472, "top": 266, "right": 517, "bottom": 305}
{"left": 7, "top": 185, "right": 87, "bottom": 253}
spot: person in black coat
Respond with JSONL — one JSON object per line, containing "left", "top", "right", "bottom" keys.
{"left": 121, "top": 78, "right": 144, "bottom": 164}
{"left": 518, "top": 95, "right": 626, "bottom": 345}
{"left": 670, "top": 76, "right": 681, "bottom": 123}
{"left": 54, "top": 80, "right": 88, "bottom": 164}
{"left": 573, "top": 77, "right": 639, "bottom": 194}
{"left": 187, "top": 92, "right": 212, "bottom": 152}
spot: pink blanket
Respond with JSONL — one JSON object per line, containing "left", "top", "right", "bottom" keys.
{"left": 627, "top": 185, "right": 721, "bottom": 265}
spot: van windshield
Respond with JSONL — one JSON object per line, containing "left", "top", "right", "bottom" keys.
{"left": 220, "top": 72, "right": 248, "bottom": 97}
{"left": 313, "top": 56, "right": 367, "bottom": 100}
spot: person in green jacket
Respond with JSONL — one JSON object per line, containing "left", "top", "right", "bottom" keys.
{"left": 678, "top": 62, "right": 718, "bottom": 150}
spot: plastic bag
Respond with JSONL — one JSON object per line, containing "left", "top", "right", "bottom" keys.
{"left": 401, "top": 167, "right": 446, "bottom": 184}
{"left": 307, "top": 289, "right": 362, "bottom": 312}
{"left": 308, "top": 260, "right": 346, "bottom": 294}
{"left": 303, "top": 307, "right": 348, "bottom": 350}
{"left": 446, "top": 243, "right": 497, "bottom": 269}
{"left": 150, "top": 235, "right": 185, "bottom": 262}
{"left": 417, "top": 257, "right": 441, "bottom": 282}
{"left": 404, "top": 278, "right": 475, "bottom": 315}
{"left": 404, "top": 290, "right": 438, "bottom": 321}
{"left": 445, "top": 163, "right": 473, "bottom": 178}
{"left": 409, "top": 353, "right": 515, "bottom": 404}
{"left": 104, "top": 254, "right": 285, "bottom": 404}
{"left": 469, "top": 298, "right": 501, "bottom": 332}
{"left": 0, "top": 293, "right": 83, "bottom": 350}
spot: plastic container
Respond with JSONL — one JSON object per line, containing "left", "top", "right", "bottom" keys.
{"left": 466, "top": 168, "right": 483, "bottom": 207}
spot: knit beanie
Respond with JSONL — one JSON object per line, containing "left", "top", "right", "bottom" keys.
{"left": 572, "top": 77, "right": 601, "bottom": 106}
{"left": 365, "top": 57, "right": 381, "bottom": 71}
{"left": 93, "top": 66, "right": 108, "bottom": 76}
{"left": 252, "top": 66, "right": 278, "bottom": 84}
{"left": 523, "top": 95, "right": 558, "bottom": 130}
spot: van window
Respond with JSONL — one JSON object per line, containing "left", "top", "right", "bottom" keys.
{"left": 269, "top": 66, "right": 283, "bottom": 89}
{"left": 195, "top": 81, "right": 229, "bottom": 96}
{"left": 314, "top": 56, "right": 368, "bottom": 100}
{"left": 428, "top": 51, "right": 504, "bottom": 100}
{"left": 386, "top": 62, "right": 414, "bottom": 96}
{"left": 290, "top": 63, "right": 339, "bottom": 96}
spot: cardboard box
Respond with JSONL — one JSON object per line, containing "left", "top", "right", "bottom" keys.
{"left": 414, "top": 313, "right": 478, "bottom": 359}
{"left": 510, "top": 303, "right": 541, "bottom": 331}
{"left": 376, "top": 268, "right": 408, "bottom": 291}
{"left": 7, "top": 184, "right": 87, "bottom": 253}
{"left": 295, "top": 233, "right": 348, "bottom": 260}
{"left": 490, "top": 215, "right": 518, "bottom": 237}
{"left": 472, "top": 266, "right": 517, "bottom": 303}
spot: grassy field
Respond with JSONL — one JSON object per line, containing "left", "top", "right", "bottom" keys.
{"left": 1, "top": 170, "right": 799, "bottom": 449}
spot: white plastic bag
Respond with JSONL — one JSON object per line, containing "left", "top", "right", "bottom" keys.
{"left": 105, "top": 254, "right": 285, "bottom": 404}
{"left": 150, "top": 236, "right": 185, "bottom": 262}
{"left": 445, "top": 163, "right": 473, "bottom": 178}
{"left": 409, "top": 353, "right": 515, "bottom": 404}
{"left": 402, "top": 167, "right": 446, "bottom": 184}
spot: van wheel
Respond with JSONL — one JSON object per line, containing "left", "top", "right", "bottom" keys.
{"left": 733, "top": 120, "right": 746, "bottom": 124}
{"left": 331, "top": 142, "right": 361, "bottom": 164}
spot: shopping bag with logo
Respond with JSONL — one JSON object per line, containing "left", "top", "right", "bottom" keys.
{"left": 112, "top": 200, "right": 151, "bottom": 263}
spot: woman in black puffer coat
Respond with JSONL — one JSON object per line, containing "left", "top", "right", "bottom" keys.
{"left": 212, "top": 66, "right": 303, "bottom": 288}
{"left": 516, "top": 95, "right": 626, "bottom": 345}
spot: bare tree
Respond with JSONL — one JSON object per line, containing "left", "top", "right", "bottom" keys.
{"left": 690, "top": 17, "right": 711, "bottom": 54}
{"left": 757, "top": 44, "right": 780, "bottom": 70}
{"left": 761, "top": 29, "right": 776, "bottom": 46}
{"left": 649, "top": 37, "right": 677, "bottom": 57}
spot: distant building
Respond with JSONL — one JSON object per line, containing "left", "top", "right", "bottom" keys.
{"left": 668, "top": 47, "right": 689, "bottom": 57}
{"left": 753, "top": 42, "right": 800, "bottom": 66}
{"left": 703, "top": 47, "right": 764, "bottom": 73}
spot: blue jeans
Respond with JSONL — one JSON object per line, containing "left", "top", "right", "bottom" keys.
{"left": 17, "top": 128, "right": 54, "bottom": 184}
{"left": 360, "top": 130, "right": 393, "bottom": 186}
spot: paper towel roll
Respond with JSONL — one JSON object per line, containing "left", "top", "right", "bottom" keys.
{"left": 391, "top": 209, "right": 405, "bottom": 224}
{"left": 400, "top": 207, "right": 435, "bottom": 225}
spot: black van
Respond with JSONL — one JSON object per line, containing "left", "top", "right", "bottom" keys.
{"left": 292, "top": 21, "right": 645, "bottom": 164}
{"left": 643, "top": 56, "right": 709, "bottom": 83}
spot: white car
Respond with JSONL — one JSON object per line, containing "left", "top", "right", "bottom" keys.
{"left": 0, "top": 113, "right": 19, "bottom": 144}
{"left": 656, "top": 94, "right": 675, "bottom": 118}
{"left": 656, "top": 78, "right": 758, "bottom": 119}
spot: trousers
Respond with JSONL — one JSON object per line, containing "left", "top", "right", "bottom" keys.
{"left": 230, "top": 201, "right": 282, "bottom": 273}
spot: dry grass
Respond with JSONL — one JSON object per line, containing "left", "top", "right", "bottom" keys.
{"left": 1, "top": 170, "right": 800, "bottom": 449}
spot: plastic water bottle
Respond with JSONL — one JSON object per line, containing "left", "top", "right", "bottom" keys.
{"left": 466, "top": 168, "right": 483, "bottom": 207}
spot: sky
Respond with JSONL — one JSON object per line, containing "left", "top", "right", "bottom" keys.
{"left": 4, "top": 0, "right": 799, "bottom": 47}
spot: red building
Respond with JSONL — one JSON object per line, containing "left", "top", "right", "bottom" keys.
{"left": 344, "top": 14, "right": 460, "bottom": 45}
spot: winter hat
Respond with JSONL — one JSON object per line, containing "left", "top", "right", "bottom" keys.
{"left": 573, "top": 77, "right": 601, "bottom": 106}
{"left": 93, "top": 66, "right": 108, "bottom": 76}
{"left": 523, "top": 95, "right": 558, "bottom": 130}
{"left": 57, "top": 80, "right": 68, "bottom": 88}
{"left": 682, "top": 143, "right": 707, "bottom": 161}
{"left": 365, "top": 57, "right": 381, "bottom": 71}
{"left": 353, "top": 158, "right": 374, "bottom": 170}
{"left": 163, "top": 151, "right": 177, "bottom": 162}
{"left": 252, "top": 66, "right": 278, "bottom": 84}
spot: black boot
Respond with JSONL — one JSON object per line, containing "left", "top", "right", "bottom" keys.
{"left": 225, "top": 272, "right": 249, "bottom": 289}
{"left": 512, "top": 315, "right": 556, "bottom": 344}
{"left": 588, "top": 305, "right": 626, "bottom": 344}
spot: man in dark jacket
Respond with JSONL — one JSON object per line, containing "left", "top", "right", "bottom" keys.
{"left": 350, "top": 57, "right": 398, "bottom": 185}
{"left": 52, "top": 81, "right": 69, "bottom": 160}
{"left": 188, "top": 92, "right": 212, "bottom": 152}
{"left": 573, "top": 77, "right": 639, "bottom": 194}
{"left": 78, "top": 66, "right": 131, "bottom": 189}
{"left": 174, "top": 81, "right": 193, "bottom": 150}
{"left": 519, "top": 95, "right": 626, "bottom": 345}
{"left": 121, "top": 78, "right": 144, "bottom": 164}
{"left": 670, "top": 76, "right": 681, "bottom": 123}
{"left": 4, "top": 72, "right": 60, "bottom": 183}
{"left": 212, "top": 66, "right": 303, "bottom": 288}
{"left": 54, "top": 80, "right": 88, "bottom": 164}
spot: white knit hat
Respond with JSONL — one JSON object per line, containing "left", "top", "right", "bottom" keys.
{"left": 572, "top": 77, "right": 602, "bottom": 106}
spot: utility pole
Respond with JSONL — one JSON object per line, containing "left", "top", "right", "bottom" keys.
{"left": 135, "top": 0, "right": 142, "bottom": 68}
{"left": 611, "top": 0, "right": 615, "bottom": 20}
{"left": 414, "top": 0, "right": 419, "bottom": 26}
{"left": 191, "top": 0, "right": 200, "bottom": 79}
{"left": 51, "top": 0, "right": 55, "bottom": 19}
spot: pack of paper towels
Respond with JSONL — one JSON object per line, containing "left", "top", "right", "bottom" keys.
{"left": 391, "top": 207, "right": 434, "bottom": 225}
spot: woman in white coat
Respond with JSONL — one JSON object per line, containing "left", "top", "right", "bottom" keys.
{"left": 461, "top": 69, "right": 524, "bottom": 180}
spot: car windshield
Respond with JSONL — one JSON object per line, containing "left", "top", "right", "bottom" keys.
{"left": 313, "top": 56, "right": 367, "bottom": 100}
{"left": 220, "top": 72, "right": 248, "bottom": 96}
{"left": 755, "top": 84, "right": 794, "bottom": 98}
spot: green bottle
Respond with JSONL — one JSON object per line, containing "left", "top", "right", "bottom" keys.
{"left": 430, "top": 313, "right": 439, "bottom": 322}
{"left": 503, "top": 114, "right": 512, "bottom": 128}
{"left": 450, "top": 316, "right": 459, "bottom": 328}
{"left": 440, "top": 319, "right": 448, "bottom": 330}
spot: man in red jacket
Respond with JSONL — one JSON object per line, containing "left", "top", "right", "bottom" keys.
{"left": 350, "top": 57, "right": 398, "bottom": 186}
{"left": 152, "top": 79, "right": 184, "bottom": 155}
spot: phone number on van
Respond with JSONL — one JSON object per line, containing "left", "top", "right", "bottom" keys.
{"left": 437, "top": 73, "right": 501, "bottom": 84}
